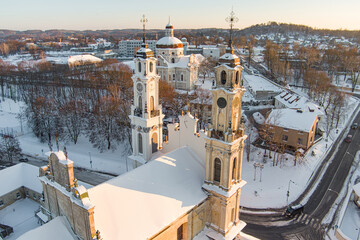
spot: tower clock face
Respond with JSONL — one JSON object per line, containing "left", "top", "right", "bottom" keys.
{"left": 217, "top": 97, "right": 227, "bottom": 109}
{"left": 136, "top": 83, "right": 143, "bottom": 92}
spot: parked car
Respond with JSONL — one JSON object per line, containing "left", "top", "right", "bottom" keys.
{"left": 285, "top": 204, "right": 304, "bottom": 218}
{"left": 242, "top": 106, "right": 249, "bottom": 111}
{"left": 352, "top": 123, "right": 358, "bottom": 129}
{"left": 19, "top": 158, "right": 29, "bottom": 162}
{"left": 344, "top": 135, "right": 353, "bottom": 143}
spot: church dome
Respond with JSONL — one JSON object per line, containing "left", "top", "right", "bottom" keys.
{"left": 156, "top": 36, "right": 183, "bottom": 49}
{"left": 166, "top": 23, "right": 173, "bottom": 29}
{"left": 156, "top": 22, "right": 183, "bottom": 49}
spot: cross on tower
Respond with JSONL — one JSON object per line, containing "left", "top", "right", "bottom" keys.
{"left": 225, "top": 8, "right": 238, "bottom": 48}
{"left": 140, "top": 14, "right": 148, "bottom": 45}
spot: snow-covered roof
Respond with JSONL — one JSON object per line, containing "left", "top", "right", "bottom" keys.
{"left": 88, "top": 146, "right": 207, "bottom": 240}
{"left": 353, "top": 182, "right": 360, "bottom": 196}
{"left": 267, "top": 109, "right": 318, "bottom": 132}
{"left": 243, "top": 73, "right": 282, "bottom": 93}
{"left": 17, "top": 216, "right": 77, "bottom": 240}
{"left": 0, "top": 163, "right": 42, "bottom": 196}
{"left": 161, "top": 54, "right": 202, "bottom": 69}
{"left": 275, "top": 90, "right": 323, "bottom": 115}
{"left": 219, "top": 53, "right": 239, "bottom": 61}
{"left": 68, "top": 54, "right": 102, "bottom": 65}
{"left": 136, "top": 47, "right": 153, "bottom": 54}
{"left": 156, "top": 36, "right": 183, "bottom": 47}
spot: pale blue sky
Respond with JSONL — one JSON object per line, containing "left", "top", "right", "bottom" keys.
{"left": 1, "top": 0, "right": 359, "bottom": 30}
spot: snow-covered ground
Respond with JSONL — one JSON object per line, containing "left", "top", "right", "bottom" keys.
{"left": 241, "top": 96, "right": 359, "bottom": 209}
{"left": 0, "top": 98, "right": 27, "bottom": 136}
{"left": 0, "top": 51, "right": 94, "bottom": 66}
{"left": 0, "top": 97, "right": 132, "bottom": 175}
{"left": 0, "top": 91, "right": 359, "bottom": 209}
{"left": 0, "top": 198, "right": 41, "bottom": 240}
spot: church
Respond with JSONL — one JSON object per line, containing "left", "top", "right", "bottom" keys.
{"left": 36, "top": 12, "right": 256, "bottom": 240}
{"left": 156, "top": 21, "right": 202, "bottom": 91}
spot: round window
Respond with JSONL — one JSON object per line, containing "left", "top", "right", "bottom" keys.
{"left": 217, "top": 97, "right": 227, "bottom": 109}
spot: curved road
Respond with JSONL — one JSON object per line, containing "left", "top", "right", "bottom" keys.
{"left": 241, "top": 109, "right": 360, "bottom": 239}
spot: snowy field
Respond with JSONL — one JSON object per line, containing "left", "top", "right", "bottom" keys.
{"left": 0, "top": 51, "right": 94, "bottom": 66}
{"left": 0, "top": 97, "right": 132, "bottom": 175}
{"left": 0, "top": 198, "right": 41, "bottom": 240}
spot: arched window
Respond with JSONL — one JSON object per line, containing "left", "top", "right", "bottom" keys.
{"left": 214, "top": 158, "right": 221, "bottom": 183}
{"left": 235, "top": 71, "right": 239, "bottom": 85}
{"left": 173, "top": 74, "right": 176, "bottom": 81}
{"left": 149, "top": 62, "right": 153, "bottom": 73}
{"left": 181, "top": 74, "right": 184, "bottom": 81}
{"left": 138, "top": 96, "right": 142, "bottom": 109}
{"left": 171, "top": 58, "right": 175, "bottom": 63}
{"left": 150, "top": 96, "right": 154, "bottom": 112}
{"left": 151, "top": 132, "right": 158, "bottom": 153}
{"left": 221, "top": 70, "right": 226, "bottom": 85}
{"left": 232, "top": 158, "right": 237, "bottom": 181}
{"left": 138, "top": 133, "right": 143, "bottom": 154}
{"left": 138, "top": 62, "right": 141, "bottom": 73}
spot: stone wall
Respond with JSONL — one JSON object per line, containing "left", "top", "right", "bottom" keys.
{"left": 0, "top": 186, "right": 42, "bottom": 210}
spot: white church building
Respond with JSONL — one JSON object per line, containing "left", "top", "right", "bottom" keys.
{"left": 156, "top": 22, "right": 203, "bottom": 91}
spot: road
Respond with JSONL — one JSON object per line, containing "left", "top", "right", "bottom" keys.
{"left": 14, "top": 155, "right": 115, "bottom": 186}
{"left": 241, "top": 109, "right": 360, "bottom": 239}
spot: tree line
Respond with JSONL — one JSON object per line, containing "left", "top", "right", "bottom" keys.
{"left": 0, "top": 59, "right": 190, "bottom": 153}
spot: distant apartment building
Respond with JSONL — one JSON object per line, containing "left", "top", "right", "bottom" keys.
{"left": 118, "top": 40, "right": 157, "bottom": 57}
{"left": 186, "top": 44, "right": 226, "bottom": 60}
{"left": 265, "top": 108, "right": 318, "bottom": 151}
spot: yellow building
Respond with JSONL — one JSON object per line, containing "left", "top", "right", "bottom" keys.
{"left": 266, "top": 108, "right": 318, "bottom": 151}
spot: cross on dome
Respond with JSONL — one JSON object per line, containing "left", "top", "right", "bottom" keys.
{"left": 225, "top": 8, "right": 238, "bottom": 50}
{"left": 136, "top": 14, "right": 154, "bottom": 58}
{"left": 140, "top": 14, "right": 148, "bottom": 47}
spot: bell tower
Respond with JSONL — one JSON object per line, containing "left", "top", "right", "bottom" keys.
{"left": 129, "top": 15, "right": 164, "bottom": 166}
{"left": 203, "top": 9, "right": 248, "bottom": 239}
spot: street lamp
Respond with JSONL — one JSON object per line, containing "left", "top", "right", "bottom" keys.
{"left": 253, "top": 163, "right": 264, "bottom": 182}
{"left": 328, "top": 188, "right": 339, "bottom": 195}
{"left": 287, "top": 180, "right": 296, "bottom": 205}
{"left": 253, "top": 163, "right": 259, "bottom": 181}
{"left": 259, "top": 164, "right": 264, "bottom": 182}
{"left": 89, "top": 152, "right": 92, "bottom": 169}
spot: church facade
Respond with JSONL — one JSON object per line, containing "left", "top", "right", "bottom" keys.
{"left": 37, "top": 13, "right": 253, "bottom": 240}
{"left": 156, "top": 22, "right": 202, "bottom": 91}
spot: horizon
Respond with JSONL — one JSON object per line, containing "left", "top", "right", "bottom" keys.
{"left": 1, "top": 21, "right": 359, "bottom": 32}
{"left": 1, "top": 0, "right": 360, "bottom": 31}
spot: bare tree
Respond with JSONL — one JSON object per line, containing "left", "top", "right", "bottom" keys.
{"left": 0, "top": 43, "right": 10, "bottom": 57}
{"left": 0, "top": 136, "right": 22, "bottom": 163}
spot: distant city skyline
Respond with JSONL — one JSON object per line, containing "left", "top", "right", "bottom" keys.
{"left": 1, "top": 0, "right": 359, "bottom": 31}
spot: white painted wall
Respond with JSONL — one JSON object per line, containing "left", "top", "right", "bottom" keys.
{"left": 162, "top": 112, "right": 206, "bottom": 163}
